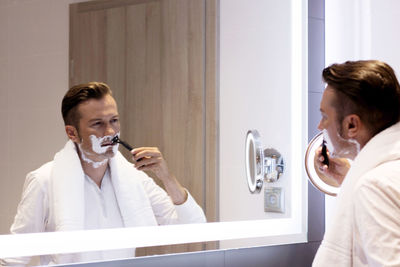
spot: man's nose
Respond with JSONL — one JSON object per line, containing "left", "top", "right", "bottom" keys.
{"left": 317, "top": 120, "right": 323, "bottom": 131}
{"left": 105, "top": 123, "right": 116, "bottom": 136}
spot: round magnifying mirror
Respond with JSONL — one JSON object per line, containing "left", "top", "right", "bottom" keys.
{"left": 305, "top": 132, "right": 341, "bottom": 196}
{"left": 245, "top": 130, "right": 264, "bottom": 193}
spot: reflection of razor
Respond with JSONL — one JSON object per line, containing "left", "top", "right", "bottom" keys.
{"left": 111, "top": 136, "right": 143, "bottom": 162}
{"left": 321, "top": 140, "right": 330, "bottom": 167}
{"left": 111, "top": 136, "right": 133, "bottom": 151}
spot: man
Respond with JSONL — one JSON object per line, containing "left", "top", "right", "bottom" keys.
{"left": 1, "top": 82, "right": 206, "bottom": 265}
{"left": 313, "top": 60, "right": 400, "bottom": 266}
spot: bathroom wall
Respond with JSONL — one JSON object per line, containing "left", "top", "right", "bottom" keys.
{"left": 219, "top": 0, "right": 291, "bottom": 222}
{"left": 0, "top": 0, "right": 87, "bottom": 234}
{"left": 219, "top": 0, "right": 308, "bottom": 248}
{"left": 369, "top": 0, "right": 400, "bottom": 70}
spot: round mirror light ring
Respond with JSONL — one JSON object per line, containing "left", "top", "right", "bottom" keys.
{"left": 305, "top": 132, "right": 340, "bottom": 196}
{"left": 245, "top": 130, "right": 264, "bottom": 193}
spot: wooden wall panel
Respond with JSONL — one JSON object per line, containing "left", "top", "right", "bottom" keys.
{"left": 124, "top": 2, "right": 163, "bottom": 152}
{"left": 69, "top": 6, "right": 107, "bottom": 85}
{"left": 106, "top": 7, "right": 127, "bottom": 127}
{"left": 205, "top": 0, "right": 219, "bottom": 250}
{"left": 158, "top": 0, "right": 205, "bottom": 207}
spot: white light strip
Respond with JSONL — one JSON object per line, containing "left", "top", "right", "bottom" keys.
{"left": 0, "top": 219, "right": 299, "bottom": 258}
{"left": 290, "top": 0, "right": 307, "bottom": 229}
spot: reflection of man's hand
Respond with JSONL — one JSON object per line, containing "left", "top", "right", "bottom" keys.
{"left": 131, "top": 147, "right": 170, "bottom": 181}
{"left": 131, "top": 147, "right": 188, "bottom": 204}
{"left": 314, "top": 146, "right": 350, "bottom": 186}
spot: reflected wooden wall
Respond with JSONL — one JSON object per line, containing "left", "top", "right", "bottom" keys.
{"left": 69, "top": 0, "right": 218, "bottom": 256}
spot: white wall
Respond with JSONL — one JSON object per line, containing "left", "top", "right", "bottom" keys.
{"left": 0, "top": 0, "right": 87, "bottom": 234}
{"left": 325, "top": 0, "right": 400, "bottom": 226}
{"left": 219, "top": 0, "right": 308, "bottom": 248}
{"left": 369, "top": 0, "right": 400, "bottom": 72}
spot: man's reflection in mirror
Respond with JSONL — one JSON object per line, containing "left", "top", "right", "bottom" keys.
{"left": 0, "top": 82, "right": 206, "bottom": 266}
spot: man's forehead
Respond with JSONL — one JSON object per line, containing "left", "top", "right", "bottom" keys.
{"left": 321, "top": 86, "right": 337, "bottom": 108}
{"left": 77, "top": 95, "right": 119, "bottom": 119}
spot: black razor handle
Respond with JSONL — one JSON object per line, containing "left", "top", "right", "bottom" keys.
{"left": 112, "top": 136, "right": 144, "bottom": 162}
{"left": 112, "top": 136, "right": 133, "bottom": 151}
{"left": 321, "top": 140, "right": 330, "bottom": 167}
{"left": 119, "top": 139, "right": 133, "bottom": 151}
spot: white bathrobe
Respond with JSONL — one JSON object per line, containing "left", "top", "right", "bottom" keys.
{"left": 313, "top": 122, "right": 400, "bottom": 267}
{"left": 2, "top": 141, "right": 206, "bottom": 265}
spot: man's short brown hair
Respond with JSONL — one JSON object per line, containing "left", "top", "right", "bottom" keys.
{"left": 323, "top": 60, "right": 400, "bottom": 136}
{"left": 61, "top": 82, "right": 112, "bottom": 129}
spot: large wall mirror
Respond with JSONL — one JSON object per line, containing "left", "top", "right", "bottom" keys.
{"left": 0, "top": 0, "right": 308, "bottom": 264}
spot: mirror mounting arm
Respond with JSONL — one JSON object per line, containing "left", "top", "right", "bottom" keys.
{"left": 245, "top": 130, "right": 285, "bottom": 193}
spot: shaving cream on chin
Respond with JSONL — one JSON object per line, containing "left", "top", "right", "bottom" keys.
{"left": 89, "top": 134, "right": 119, "bottom": 155}
{"left": 78, "top": 133, "right": 120, "bottom": 168}
{"left": 78, "top": 145, "right": 107, "bottom": 168}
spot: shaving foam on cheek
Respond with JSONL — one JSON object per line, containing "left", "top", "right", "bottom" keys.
{"left": 322, "top": 129, "right": 360, "bottom": 159}
{"left": 78, "top": 133, "right": 120, "bottom": 168}
{"left": 348, "top": 138, "right": 360, "bottom": 155}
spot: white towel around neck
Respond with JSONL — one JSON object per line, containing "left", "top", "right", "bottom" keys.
{"left": 49, "top": 140, "right": 158, "bottom": 233}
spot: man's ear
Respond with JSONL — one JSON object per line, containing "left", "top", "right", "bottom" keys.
{"left": 342, "top": 114, "right": 361, "bottom": 138}
{"left": 65, "top": 125, "right": 80, "bottom": 143}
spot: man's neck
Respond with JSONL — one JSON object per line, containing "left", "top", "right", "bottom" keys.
{"left": 74, "top": 143, "right": 112, "bottom": 187}
{"left": 81, "top": 159, "right": 109, "bottom": 188}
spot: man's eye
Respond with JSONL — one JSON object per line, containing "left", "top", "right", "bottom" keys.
{"left": 111, "top": 118, "right": 119, "bottom": 124}
{"left": 92, "top": 121, "right": 103, "bottom": 127}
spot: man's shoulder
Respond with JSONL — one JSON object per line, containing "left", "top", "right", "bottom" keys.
{"left": 356, "top": 159, "right": 400, "bottom": 192}
{"left": 26, "top": 160, "right": 55, "bottom": 184}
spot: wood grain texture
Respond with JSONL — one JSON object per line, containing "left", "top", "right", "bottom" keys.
{"left": 69, "top": 0, "right": 218, "bottom": 257}
{"left": 205, "top": 0, "right": 219, "bottom": 250}
{"left": 106, "top": 7, "right": 127, "bottom": 126}
{"left": 69, "top": 6, "right": 107, "bottom": 86}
